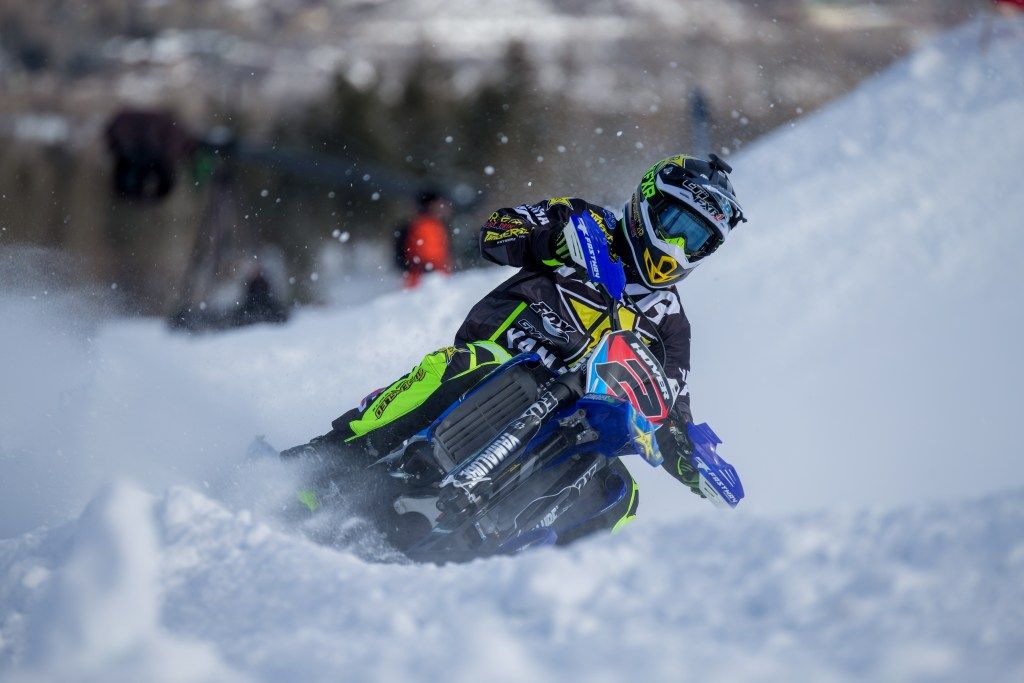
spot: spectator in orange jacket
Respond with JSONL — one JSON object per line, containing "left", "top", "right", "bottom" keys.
{"left": 402, "top": 190, "right": 453, "bottom": 288}
{"left": 994, "top": 0, "right": 1024, "bottom": 12}
{"left": 983, "top": 0, "right": 1024, "bottom": 49}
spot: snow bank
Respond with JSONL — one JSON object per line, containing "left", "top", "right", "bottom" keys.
{"left": 0, "top": 482, "right": 239, "bottom": 682}
{"left": 672, "top": 16, "right": 1024, "bottom": 514}
{"left": 2, "top": 482, "right": 1022, "bottom": 682}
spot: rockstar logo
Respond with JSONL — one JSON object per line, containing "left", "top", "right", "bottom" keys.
{"left": 559, "top": 288, "right": 638, "bottom": 363}
{"left": 633, "top": 429, "right": 655, "bottom": 461}
{"left": 546, "top": 197, "right": 574, "bottom": 210}
{"left": 646, "top": 155, "right": 691, "bottom": 177}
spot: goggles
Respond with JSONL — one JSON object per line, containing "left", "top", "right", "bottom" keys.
{"left": 650, "top": 199, "right": 724, "bottom": 262}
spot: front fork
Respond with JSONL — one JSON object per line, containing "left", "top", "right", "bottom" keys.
{"left": 436, "top": 371, "right": 585, "bottom": 512}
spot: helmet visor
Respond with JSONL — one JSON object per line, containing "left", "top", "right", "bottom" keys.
{"left": 652, "top": 202, "right": 722, "bottom": 261}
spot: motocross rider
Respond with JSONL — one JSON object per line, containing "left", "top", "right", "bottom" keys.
{"left": 284, "top": 154, "right": 746, "bottom": 543}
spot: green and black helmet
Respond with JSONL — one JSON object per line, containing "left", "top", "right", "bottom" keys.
{"left": 622, "top": 154, "right": 746, "bottom": 288}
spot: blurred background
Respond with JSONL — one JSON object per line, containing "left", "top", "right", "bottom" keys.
{"left": 0, "top": 0, "right": 985, "bottom": 324}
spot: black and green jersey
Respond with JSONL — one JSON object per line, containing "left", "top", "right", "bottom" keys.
{"left": 455, "top": 197, "right": 698, "bottom": 493}
{"left": 459, "top": 196, "right": 693, "bottom": 419}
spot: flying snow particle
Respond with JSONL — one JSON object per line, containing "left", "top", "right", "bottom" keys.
{"left": 484, "top": 166, "right": 495, "bottom": 176}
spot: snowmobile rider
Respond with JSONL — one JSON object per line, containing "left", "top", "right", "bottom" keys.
{"left": 283, "top": 154, "right": 746, "bottom": 541}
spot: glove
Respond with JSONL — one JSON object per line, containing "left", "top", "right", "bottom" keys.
{"left": 675, "top": 457, "right": 705, "bottom": 499}
{"left": 656, "top": 420, "right": 706, "bottom": 499}
{"left": 548, "top": 221, "right": 587, "bottom": 270}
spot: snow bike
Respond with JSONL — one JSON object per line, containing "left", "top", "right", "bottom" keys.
{"left": 365, "top": 212, "right": 745, "bottom": 562}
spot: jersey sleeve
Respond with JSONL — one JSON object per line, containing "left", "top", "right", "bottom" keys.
{"left": 649, "top": 290, "right": 699, "bottom": 485}
{"left": 658, "top": 290, "right": 692, "bottom": 412}
{"left": 478, "top": 197, "right": 600, "bottom": 269}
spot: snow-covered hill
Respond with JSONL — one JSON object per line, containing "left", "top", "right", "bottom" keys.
{"left": 672, "top": 15, "right": 1024, "bottom": 516}
{"left": 2, "top": 16, "right": 1023, "bottom": 683}
{"left": 3, "top": 482, "right": 1022, "bottom": 683}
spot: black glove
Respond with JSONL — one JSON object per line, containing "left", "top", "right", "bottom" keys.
{"left": 547, "top": 211, "right": 621, "bottom": 271}
{"left": 548, "top": 224, "right": 581, "bottom": 266}
{"left": 656, "top": 420, "right": 706, "bottom": 499}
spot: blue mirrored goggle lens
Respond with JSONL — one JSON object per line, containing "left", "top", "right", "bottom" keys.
{"left": 656, "top": 204, "right": 713, "bottom": 254}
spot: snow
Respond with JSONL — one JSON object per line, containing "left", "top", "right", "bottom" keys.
{"left": 3, "top": 482, "right": 1023, "bottom": 682}
{"left": 3, "top": 483, "right": 240, "bottom": 683}
{"left": 668, "top": 16, "right": 1024, "bottom": 517}
{"left": 2, "top": 17, "right": 1024, "bottom": 683}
